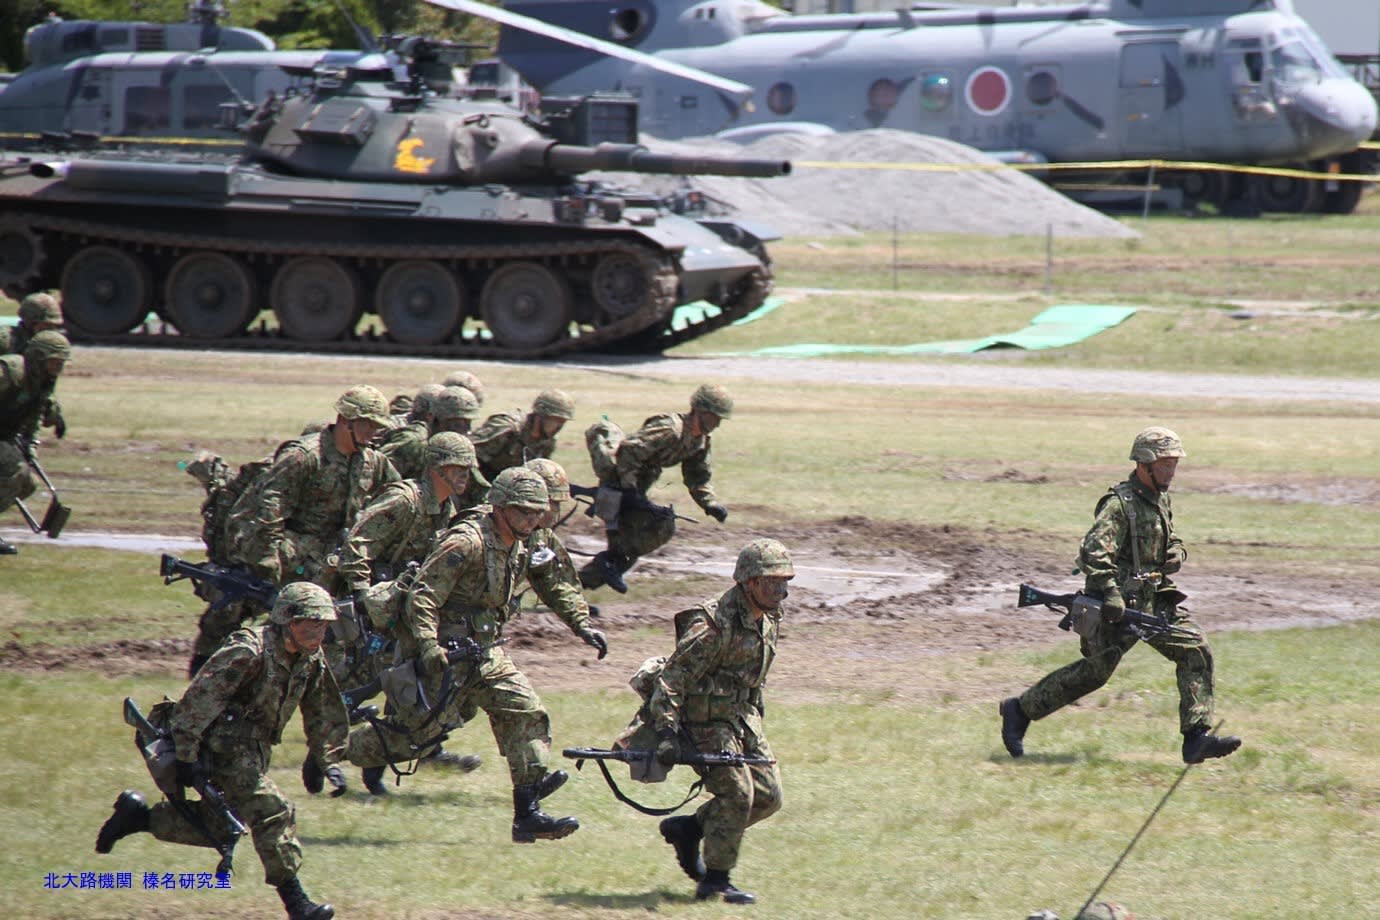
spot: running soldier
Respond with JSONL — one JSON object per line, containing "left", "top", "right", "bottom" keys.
{"left": 0, "top": 330, "right": 70, "bottom": 555}
{"left": 469, "top": 388, "right": 575, "bottom": 482}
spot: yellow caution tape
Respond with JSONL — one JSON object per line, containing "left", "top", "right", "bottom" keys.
{"left": 794, "top": 157, "right": 1378, "bottom": 182}
{"left": 0, "top": 131, "right": 240, "bottom": 147}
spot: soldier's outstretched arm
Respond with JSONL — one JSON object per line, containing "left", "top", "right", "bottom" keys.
{"left": 299, "top": 662, "right": 349, "bottom": 765}
{"left": 682, "top": 444, "right": 717, "bottom": 510}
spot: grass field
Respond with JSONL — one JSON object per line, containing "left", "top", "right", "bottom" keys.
{"left": 2, "top": 203, "right": 1378, "bottom": 918}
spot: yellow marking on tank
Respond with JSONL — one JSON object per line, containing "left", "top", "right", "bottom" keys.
{"left": 394, "top": 137, "right": 436, "bottom": 174}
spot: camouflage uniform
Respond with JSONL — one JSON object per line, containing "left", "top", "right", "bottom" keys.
{"left": 0, "top": 292, "right": 63, "bottom": 355}
{"left": 649, "top": 582, "right": 783, "bottom": 873}
{"left": 1017, "top": 473, "right": 1215, "bottom": 733}
{"left": 345, "top": 508, "right": 593, "bottom": 780}
{"left": 469, "top": 388, "right": 575, "bottom": 482}
{"left": 152, "top": 621, "right": 348, "bottom": 885}
{"left": 338, "top": 475, "right": 454, "bottom": 596}
{"left": 377, "top": 387, "right": 487, "bottom": 508}
{"left": 0, "top": 332, "right": 67, "bottom": 519}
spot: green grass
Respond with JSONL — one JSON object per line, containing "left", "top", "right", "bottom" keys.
{"left": 1, "top": 621, "right": 1376, "bottom": 918}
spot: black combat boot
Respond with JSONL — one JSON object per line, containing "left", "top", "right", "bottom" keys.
{"left": 276, "top": 876, "right": 334, "bottom": 920}
{"left": 999, "top": 697, "right": 1030, "bottom": 758}
{"left": 95, "top": 790, "right": 150, "bottom": 853}
{"left": 696, "top": 868, "right": 755, "bottom": 904}
{"left": 361, "top": 766, "right": 389, "bottom": 796}
{"left": 536, "top": 768, "right": 568, "bottom": 800}
{"left": 302, "top": 758, "right": 324, "bottom": 794}
{"left": 0, "top": 536, "right": 17, "bottom": 555}
{"left": 585, "top": 551, "right": 628, "bottom": 594}
{"left": 511, "top": 784, "right": 579, "bottom": 843}
{"left": 1182, "top": 727, "right": 1242, "bottom": 764}
{"left": 659, "top": 814, "right": 706, "bottom": 881}
{"left": 421, "top": 746, "right": 482, "bottom": 772}
{"left": 186, "top": 654, "right": 210, "bottom": 678}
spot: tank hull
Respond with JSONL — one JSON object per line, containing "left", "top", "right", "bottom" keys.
{"left": 0, "top": 155, "right": 775, "bottom": 356}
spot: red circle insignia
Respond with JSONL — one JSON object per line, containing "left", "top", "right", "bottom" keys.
{"left": 965, "top": 66, "right": 1011, "bottom": 116}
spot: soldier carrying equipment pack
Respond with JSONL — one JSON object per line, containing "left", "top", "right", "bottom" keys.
{"left": 10, "top": 436, "right": 70, "bottom": 538}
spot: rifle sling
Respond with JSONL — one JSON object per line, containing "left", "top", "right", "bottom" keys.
{"left": 580, "top": 756, "right": 705, "bottom": 817}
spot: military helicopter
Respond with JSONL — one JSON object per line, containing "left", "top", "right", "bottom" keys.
{"left": 429, "top": 0, "right": 1379, "bottom": 214}
{"left": 0, "top": 0, "right": 472, "bottom": 147}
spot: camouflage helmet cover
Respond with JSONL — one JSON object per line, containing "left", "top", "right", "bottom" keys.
{"left": 489, "top": 466, "right": 549, "bottom": 511}
{"left": 19, "top": 291, "right": 62, "bottom": 325}
{"left": 1129, "top": 426, "right": 1186, "bottom": 463}
{"left": 524, "top": 458, "right": 570, "bottom": 500}
{"left": 432, "top": 385, "right": 481, "bottom": 421}
{"left": 270, "top": 581, "right": 338, "bottom": 625}
{"left": 691, "top": 383, "right": 733, "bottom": 419}
{"left": 425, "top": 431, "right": 476, "bottom": 469}
{"left": 409, "top": 383, "right": 446, "bottom": 419}
{"left": 25, "top": 329, "right": 71, "bottom": 361}
{"left": 442, "top": 370, "right": 485, "bottom": 405}
{"left": 335, "top": 384, "right": 392, "bottom": 426}
{"left": 532, "top": 388, "right": 576, "bottom": 420}
{"left": 1076, "top": 902, "right": 1134, "bottom": 920}
{"left": 734, "top": 538, "right": 794, "bottom": 582}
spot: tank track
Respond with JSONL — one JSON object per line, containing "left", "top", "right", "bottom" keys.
{"left": 13, "top": 211, "right": 767, "bottom": 360}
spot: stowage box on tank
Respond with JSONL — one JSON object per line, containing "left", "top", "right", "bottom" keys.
{"left": 0, "top": 57, "right": 789, "bottom": 357}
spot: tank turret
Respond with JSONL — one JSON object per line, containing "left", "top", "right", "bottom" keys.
{"left": 0, "top": 67, "right": 790, "bottom": 358}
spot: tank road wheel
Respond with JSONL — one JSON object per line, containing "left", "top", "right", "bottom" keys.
{"left": 1321, "top": 153, "right": 1367, "bottom": 215}
{"left": 0, "top": 218, "right": 44, "bottom": 291}
{"left": 1253, "top": 166, "right": 1324, "bottom": 213}
{"left": 375, "top": 260, "right": 463, "bottom": 346}
{"left": 165, "top": 252, "right": 257, "bottom": 339}
{"left": 271, "top": 256, "right": 362, "bottom": 341}
{"left": 591, "top": 250, "right": 659, "bottom": 320}
{"left": 60, "top": 246, "right": 152, "bottom": 335}
{"left": 480, "top": 262, "right": 572, "bottom": 350}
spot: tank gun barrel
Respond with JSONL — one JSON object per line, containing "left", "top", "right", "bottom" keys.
{"left": 522, "top": 141, "right": 791, "bottom": 178}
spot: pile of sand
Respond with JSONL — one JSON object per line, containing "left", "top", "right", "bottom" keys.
{"left": 593, "top": 129, "right": 1139, "bottom": 239}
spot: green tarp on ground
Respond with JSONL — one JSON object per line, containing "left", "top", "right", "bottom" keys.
{"left": 726, "top": 304, "right": 1137, "bottom": 357}
{"left": 665, "top": 296, "right": 787, "bottom": 334}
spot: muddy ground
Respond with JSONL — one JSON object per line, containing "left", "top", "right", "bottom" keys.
{"left": 3, "top": 508, "right": 1373, "bottom": 708}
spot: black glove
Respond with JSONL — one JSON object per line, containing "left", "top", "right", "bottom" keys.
{"left": 704, "top": 503, "right": 728, "bottom": 523}
{"left": 324, "top": 764, "right": 348, "bottom": 798}
{"left": 655, "top": 728, "right": 681, "bottom": 767}
{"left": 577, "top": 627, "right": 608, "bottom": 660}
{"left": 44, "top": 400, "right": 65, "bottom": 439}
{"left": 175, "top": 758, "right": 207, "bottom": 790}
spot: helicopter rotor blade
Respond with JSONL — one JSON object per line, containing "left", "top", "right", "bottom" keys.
{"left": 421, "top": 0, "right": 754, "bottom": 104}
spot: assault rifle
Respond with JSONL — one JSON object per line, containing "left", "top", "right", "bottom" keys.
{"left": 340, "top": 636, "right": 509, "bottom": 710}
{"left": 160, "top": 553, "right": 275, "bottom": 610}
{"left": 570, "top": 483, "right": 697, "bottom": 525}
{"left": 12, "top": 437, "right": 70, "bottom": 538}
{"left": 123, "top": 697, "right": 246, "bottom": 875}
{"left": 563, "top": 746, "right": 776, "bottom": 768}
{"left": 1017, "top": 583, "right": 1199, "bottom": 643}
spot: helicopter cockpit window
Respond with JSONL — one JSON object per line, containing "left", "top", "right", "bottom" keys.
{"left": 123, "top": 85, "right": 171, "bottom": 134}
{"left": 1026, "top": 71, "right": 1057, "bottom": 106}
{"left": 767, "top": 82, "right": 796, "bottom": 115}
{"left": 610, "top": 8, "right": 647, "bottom": 42}
{"left": 920, "top": 73, "right": 953, "bottom": 112}
{"left": 183, "top": 84, "right": 234, "bottom": 130}
{"left": 1270, "top": 40, "right": 1322, "bottom": 85}
{"left": 1226, "top": 38, "right": 1263, "bottom": 84}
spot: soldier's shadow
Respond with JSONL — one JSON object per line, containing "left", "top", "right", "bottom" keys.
{"left": 544, "top": 888, "right": 696, "bottom": 909}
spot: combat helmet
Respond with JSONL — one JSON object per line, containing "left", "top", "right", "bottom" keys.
{"left": 733, "top": 538, "right": 794, "bottom": 582}
{"left": 335, "top": 385, "right": 392, "bottom": 426}
{"left": 443, "top": 370, "right": 485, "bottom": 405}
{"left": 1129, "top": 427, "right": 1186, "bottom": 463}
{"left": 25, "top": 329, "right": 72, "bottom": 362}
{"left": 489, "top": 467, "right": 549, "bottom": 511}
{"left": 19, "top": 292, "right": 62, "bottom": 326}
{"left": 433, "top": 385, "right": 482, "bottom": 421}
{"left": 524, "top": 458, "right": 570, "bottom": 500}
{"left": 409, "top": 383, "right": 447, "bottom": 420}
{"left": 425, "top": 431, "right": 476, "bottom": 469}
{"left": 532, "top": 388, "right": 576, "bottom": 420}
{"left": 270, "top": 582, "right": 338, "bottom": 625}
{"left": 691, "top": 383, "right": 733, "bottom": 419}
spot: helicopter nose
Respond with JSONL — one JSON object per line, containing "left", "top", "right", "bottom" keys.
{"left": 1283, "top": 78, "right": 1379, "bottom": 158}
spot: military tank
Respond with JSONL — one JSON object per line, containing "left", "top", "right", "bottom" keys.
{"left": 0, "top": 57, "right": 789, "bottom": 357}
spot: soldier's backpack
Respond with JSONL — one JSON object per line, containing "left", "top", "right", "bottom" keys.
{"left": 184, "top": 448, "right": 281, "bottom": 564}
{"left": 584, "top": 418, "right": 625, "bottom": 483}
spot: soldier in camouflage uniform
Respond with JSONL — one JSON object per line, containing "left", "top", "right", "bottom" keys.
{"left": 377, "top": 385, "right": 489, "bottom": 511}
{"left": 442, "top": 369, "right": 485, "bottom": 407}
{"left": 649, "top": 538, "right": 792, "bottom": 905}
{"left": 1000, "top": 427, "right": 1242, "bottom": 764}
{"left": 579, "top": 384, "right": 732, "bottom": 594}
{"left": 386, "top": 382, "right": 444, "bottom": 427}
{"left": 336, "top": 431, "right": 483, "bottom": 789}
{"left": 188, "top": 386, "right": 399, "bottom": 673}
{"left": 524, "top": 457, "right": 608, "bottom": 632}
{"left": 469, "top": 388, "right": 575, "bottom": 482}
{"left": 0, "top": 291, "right": 63, "bottom": 355}
{"left": 0, "top": 330, "right": 70, "bottom": 555}
{"left": 96, "top": 583, "right": 347, "bottom": 920}
{"left": 344, "top": 468, "right": 605, "bottom": 840}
